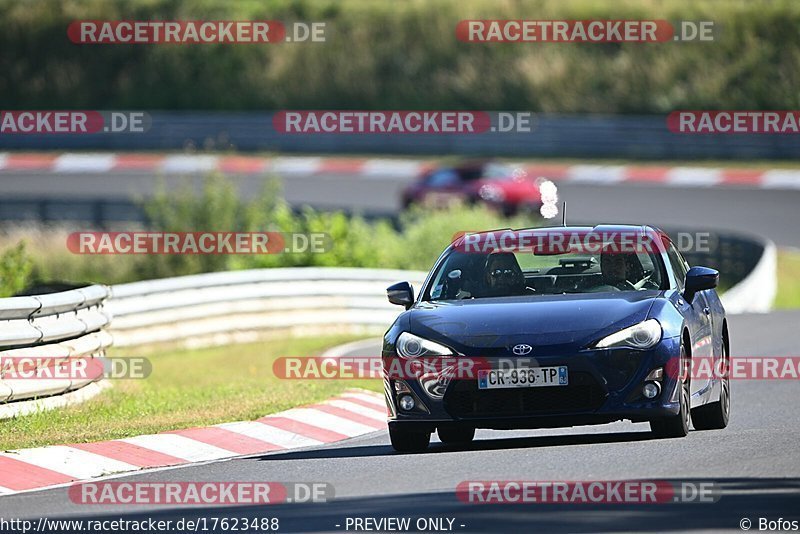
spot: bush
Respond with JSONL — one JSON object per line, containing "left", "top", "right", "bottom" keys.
{"left": 140, "top": 173, "right": 242, "bottom": 278}
{"left": 0, "top": 175, "right": 544, "bottom": 285}
{"left": 0, "top": 241, "right": 34, "bottom": 297}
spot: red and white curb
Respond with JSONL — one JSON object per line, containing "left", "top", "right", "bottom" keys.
{"left": 1, "top": 152, "right": 800, "bottom": 189}
{"left": 0, "top": 389, "right": 386, "bottom": 495}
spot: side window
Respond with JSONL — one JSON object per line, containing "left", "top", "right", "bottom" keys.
{"left": 426, "top": 169, "right": 459, "bottom": 188}
{"left": 667, "top": 243, "right": 688, "bottom": 289}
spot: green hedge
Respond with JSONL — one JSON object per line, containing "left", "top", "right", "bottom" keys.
{"left": 1, "top": 0, "right": 798, "bottom": 112}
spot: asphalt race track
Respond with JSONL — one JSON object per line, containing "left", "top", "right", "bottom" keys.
{"left": 288, "top": 175, "right": 800, "bottom": 248}
{"left": 1, "top": 169, "right": 800, "bottom": 246}
{"left": 1, "top": 169, "right": 799, "bottom": 532}
{"left": 1, "top": 310, "right": 799, "bottom": 532}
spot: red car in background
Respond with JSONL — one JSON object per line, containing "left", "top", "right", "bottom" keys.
{"left": 401, "top": 161, "right": 544, "bottom": 216}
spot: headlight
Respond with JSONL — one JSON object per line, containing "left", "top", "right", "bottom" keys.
{"left": 397, "top": 332, "right": 453, "bottom": 359}
{"left": 595, "top": 319, "right": 662, "bottom": 350}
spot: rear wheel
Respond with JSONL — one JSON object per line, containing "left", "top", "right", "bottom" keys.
{"left": 692, "top": 335, "right": 730, "bottom": 430}
{"left": 500, "top": 202, "right": 517, "bottom": 217}
{"left": 517, "top": 202, "right": 541, "bottom": 217}
{"left": 651, "top": 341, "right": 690, "bottom": 438}
{"left": 437, "top": 426, "right": 475, "bottom": 445}
{"left": 389, "top": 426, "right": 431, "bottom": 453}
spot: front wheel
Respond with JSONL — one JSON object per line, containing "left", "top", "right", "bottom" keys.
{"left": 389, "top": 425, "right": 431, "bottom": 453}
{"left": 437, "top": 426, "right": 475, "bottom": 445}
{"left": 651, "top": 343, "right": 691, "bottom": 438}
{"left": 692, "top": 341, "right": 730, "bottom": 430}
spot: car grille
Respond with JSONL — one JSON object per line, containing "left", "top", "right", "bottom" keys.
{"left": 444, "top": 372, "right": 607, "bottom": 418}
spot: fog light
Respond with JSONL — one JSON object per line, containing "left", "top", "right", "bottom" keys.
{"left": 642, "top": 382, "right": 661, "bottom": 399}
{"left": 398, "top": 394, "right": 416, "bottom": 411}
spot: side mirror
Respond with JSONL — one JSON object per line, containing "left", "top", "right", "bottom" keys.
{"left": 683, "top": 266, "right": 719, "bottom": 303}
{"left": 387, "top": 281, "right": 414, "bottom": 309}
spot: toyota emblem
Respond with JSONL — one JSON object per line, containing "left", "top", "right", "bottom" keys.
{"left": 512, "top": 344, "right": 533, "bottom": 355}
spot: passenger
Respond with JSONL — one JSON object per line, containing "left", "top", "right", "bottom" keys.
{"left": 595, "top": 246, "right": 644, "bottom": 291}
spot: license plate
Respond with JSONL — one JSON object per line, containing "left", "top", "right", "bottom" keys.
{"left": 477, "top": 366, "right": 568, "bottom": 390}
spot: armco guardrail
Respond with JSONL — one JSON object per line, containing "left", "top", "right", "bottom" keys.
{"left": 0, "top": 285, "right": 112, "bottom": 404}
{"left": 2, "top": 113, "right": 800, "bottom": 159}
{"left": 107, "top": 268, "right": 428, "bottom": 349}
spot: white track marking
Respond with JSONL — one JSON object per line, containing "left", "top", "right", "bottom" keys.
{"left": 0, "top": 446, "right": 138, "bottom": 479}
{"left": 566, "top": 165, "right": 627, "bottom": 184}
{"left": 217, "top": 421, "right": 323, "bottom": 449}
{"left": 340, "top": 392, "right": 386, "bottom": 408}
{"left": 53, "top": 154, "right": 115, "bottom": 173}
{"left": 279, "top": 408, "right": 377, "bottom": 437}
{"left": 120, "top": 434, "right": 234, "bottom": 462}
{"left": 760, "top": 169, "right": 800, "bottom": 189}
{"left": 270, "top": 157, "right": 322, "bottom": 174}
{"left": 160, "top": 155, "right": 219, "bottom": 173}
{"left": 361, "top": 159, "right": 422, "bottom": 178}
{"left": 325, "top": 399, "right": 387, "bottom": 422}
{"left": 666, "top": 167, "right": 722, "bottom": 187}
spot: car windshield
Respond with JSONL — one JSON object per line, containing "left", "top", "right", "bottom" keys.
{"left": 424, "top": 245, "right": 667, "bottom": 301}
{"left": 482, "top": 163, "right": 516, "bottom": 180}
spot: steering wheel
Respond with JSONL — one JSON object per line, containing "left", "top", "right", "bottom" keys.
{"left": 633, "top": 272, "right": 658, "bottom": 290}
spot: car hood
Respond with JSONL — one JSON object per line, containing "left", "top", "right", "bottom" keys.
{"left": 407, "top": 292, "right": 659, "bottom": 356}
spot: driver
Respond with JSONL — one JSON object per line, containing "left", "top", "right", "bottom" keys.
{"left": 483, "top": 252, "right": 529, "bottom": 297}
{"left": 599, "top": 246, "right": 642, "bottom": 291}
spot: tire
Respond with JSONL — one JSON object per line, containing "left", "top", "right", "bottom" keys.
{"left": 437, "top": 426, "right": 475, "bottom": 445}
{"left": 389, "top": 426, "right": 431, "bottom": 453}
{"left": 650, "top": 341, "right": 691, "bottom": 438}
{"left": 692, "top": 336, "right": 731, "bottom": 430}
{"left": 500, "top": 203, "right": 516, "bottom": 217}
{"left": 517, "top": 202, "right": 541, "bottom": 217}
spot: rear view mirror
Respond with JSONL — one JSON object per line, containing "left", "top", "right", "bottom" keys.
{"left": 387, "top": 281, "right": 414, "bottom": 309}
{"left": 683, "top": 266, "right": 719, "bottom": 303}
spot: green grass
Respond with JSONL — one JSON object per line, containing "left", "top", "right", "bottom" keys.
{"left": 0, "top": 335, "right": 382, "bottom": 451}
{"left": 774, "top": 248, "right": 800, "bottom": 309}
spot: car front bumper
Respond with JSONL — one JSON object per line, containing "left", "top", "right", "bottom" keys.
{"left": 384, "top": 335, "right": 684, "bottom": 431}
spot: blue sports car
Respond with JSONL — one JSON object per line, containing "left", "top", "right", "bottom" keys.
{"left": 383, "top": 225, "right": 730, "bottom": 452}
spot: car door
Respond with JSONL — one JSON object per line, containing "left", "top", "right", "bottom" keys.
{"left": 421, "top": 169, "right": 463, "bottom": 208}
{"left": 668, "top": 243, "right": 714, "bottom": 403}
